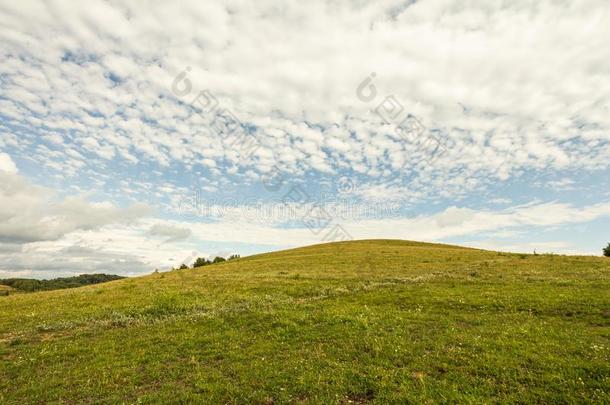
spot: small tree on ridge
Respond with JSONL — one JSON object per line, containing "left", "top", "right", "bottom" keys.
{"left": 193, "top": 257, "right": 210, "bottom": 268}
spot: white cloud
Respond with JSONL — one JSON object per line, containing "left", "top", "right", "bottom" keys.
{"left": 0, "top": 243, "right": 151, "bottom": 279}
{"left": 123, "top": 199, "right": 610, "bottom": 254}
{"left": 1, "top": 194, "right": 608, "bottom": 278}
{"left": 147, "top": 223, "right": 192, "bottom": 243}
{"left": 0, "top": 171, "right": 151, "bottom": 243}
{"left": 0, "top": 152, "right": 17, "bottom": 173}
{"left": 0, "top": 0, "right": 608, "bottom": 193}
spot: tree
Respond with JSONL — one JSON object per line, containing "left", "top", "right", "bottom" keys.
{"left": 213, "top": 256, "right": 226, "bottom": 264}
{"left": 193, "top": 257, "right": 211, "bottom": 268}
{"left": 604, "top": 243, "right": 610, "bottom": 257}
{"left": 178, "top": 264, "right": 189, "bottom": 270}
{"left": 228, "top": 254, "right": 240, "bottom": 261}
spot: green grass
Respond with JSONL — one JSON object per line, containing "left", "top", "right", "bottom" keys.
{"left": 1, "top": 239, "right": 608, "bottom": 403}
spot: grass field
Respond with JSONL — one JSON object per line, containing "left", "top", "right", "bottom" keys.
{"left": 0, "top": 240, "right": 609, "bottom": 403}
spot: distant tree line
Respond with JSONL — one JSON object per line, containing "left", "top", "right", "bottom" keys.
{"left": 0, "top": 274, "right": 125, "bottom": 293}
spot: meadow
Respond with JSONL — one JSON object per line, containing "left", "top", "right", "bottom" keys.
{"left": 0, "top": 240, "right": 608, "bottom": 403}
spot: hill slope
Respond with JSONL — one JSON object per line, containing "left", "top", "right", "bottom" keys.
{"left": 0, "top": 240, "right": 608, "bottom": 403}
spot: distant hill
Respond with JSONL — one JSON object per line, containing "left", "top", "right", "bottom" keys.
{"left": 0, "top": 273, "right": 125, "bottom": 293}
{"left": 0, "top": 240, "right": 608, "bottom": 403}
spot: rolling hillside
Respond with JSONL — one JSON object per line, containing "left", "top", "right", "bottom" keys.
{"left": 0, "top": 240, "right": 608, "bottom": 403}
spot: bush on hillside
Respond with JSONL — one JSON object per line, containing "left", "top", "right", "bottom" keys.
{"left": 604, "top": 243, "right": 610, "bottom": 257}
{"left": 193, "top": 257, "right": 211, "bottom": 268}
{"left": 192, "top": 256, "right": 232, "bottom": 268}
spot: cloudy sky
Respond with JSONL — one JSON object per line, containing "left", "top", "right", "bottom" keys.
{"left": 1, "top": 0, "right": 609, "bottom": 278}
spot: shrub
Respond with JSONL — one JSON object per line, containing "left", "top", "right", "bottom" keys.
{"left": 604, "top": 243, "right": 610, "bottom": 257}
{"left": 191, "top": 255, "right": 235, "bottom": 268}
{"left": 178, "top": 264, "right": 189, "bottom": 270}
{"left": 193, "top": 257, "right": 211, "bottom": 268}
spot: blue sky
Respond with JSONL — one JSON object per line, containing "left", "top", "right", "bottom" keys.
{"left": 0, "top": 0, "right": 609, "bottom": 278}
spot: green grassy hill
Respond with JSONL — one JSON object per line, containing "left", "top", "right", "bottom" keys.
{"left": 1, "top": 240, "right": 608, "bottom": 403}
